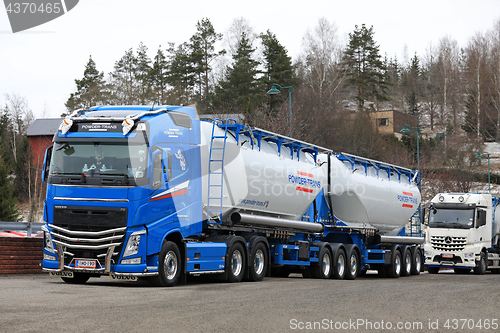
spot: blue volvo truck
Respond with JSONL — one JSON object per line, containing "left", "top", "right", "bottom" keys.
{"left": 41, "top": 105, "right": 424, "bottom": 286}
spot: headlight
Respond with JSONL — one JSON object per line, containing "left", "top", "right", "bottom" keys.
{"left": 464, "top": 253, "right": 474, "bottom": 259}
{"left": 44, "top": 253, "right": 56, "bottom": 261}
{"left": 121, "top": 257, "right": 142, "bottom": 265}
{"left": 123, "top": 231, "right": 146, "bottom": 257}
{"left": 42, "top": 227, "right": 55, "bottom": 253}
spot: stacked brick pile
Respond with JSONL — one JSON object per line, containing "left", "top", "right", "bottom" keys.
{"left": 0, "top": 237, "right": 43, "bottom": 275}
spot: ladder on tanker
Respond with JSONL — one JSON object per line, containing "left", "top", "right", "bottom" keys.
{"left": 207, "top": 119, "right": 232, "bottom": 223}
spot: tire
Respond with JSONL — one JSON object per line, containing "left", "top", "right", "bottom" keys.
{"left": 248, "top": 242, "right": 267, "bottom": 282}
{"left": 401, "top": 246, "right": 412, "bottom": 277}
{"left": 150, "top": 241, "right": 181, "bottom": 287}
{"left": 332, "top": 248, "right": 346, "bottom": 280}
{"left": 226, "top": 242, "right": 246, "bottom": 282}
{"left": 311, "top": 246, "right": 332, "bottom": 279}
{"left": 410, "top": 247, "right": 422, "bottom": 275}
{"left": 474, "top": 252, "right": 487, "bottom": 275}
{"left": 384, "top": 249, "right": 402, "bottom": 278}
{"left": 61, "top": 272, "right": 90, "bottom": 284}
{"left": 345, "top": 247, "right": 360, "bottom": 280}
{"left": 427, "top": 266, "right": 440, "bottom": 274}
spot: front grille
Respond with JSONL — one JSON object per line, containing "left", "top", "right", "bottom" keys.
{"left": 431, "top": 236, "right": 466, "bottom": 251}
{"left": 51, "top": 206, "right": 128, "bottom": 267}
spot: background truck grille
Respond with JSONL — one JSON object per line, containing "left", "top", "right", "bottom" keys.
{"left": 430, "top": 236, "right": 466, "bottom": 251}
{"left": 51, "top": 206, "right": 128, "bottom": 265}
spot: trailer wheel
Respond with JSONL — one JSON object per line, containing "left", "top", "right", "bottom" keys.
{"left": 384, "top": 249, "right": 402, "bottom": 278}
{"left": 345, "top": 247, "right": 360, "bottom": 280}
{"left": 401, "top": 246, "right": 412, "bottom": 277}
{"left": 249, "top": 242, "right": 267, "bottom": 282}
{"left": 227, "top": 242, "right": 245, "bottom": 282}
{"left": 332, "top": 248, "right": 346, "bottom": 280}
{"left": 474, "top": 252, "right": 487, "bottom": 275}
{"left": 151, "top": 241, "right": 181, "bottom": 287}
{"left": 410, "top": 247, "right": 422, "bottom": 275}
{"left": 311, "top": 246, "right": 332, "bottom": 279}
{"left": 61, "top": 272, "right": 90, "bottom": 284}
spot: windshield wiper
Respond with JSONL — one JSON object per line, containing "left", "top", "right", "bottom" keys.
{"left": 429, "top": 221, "right": 447, "bottom": 228}
{"left": 99, "top": 173, "right": 129, "bottom": 184}
{"left": 447, "top": 222, "right": 470, "bottom": 229}
{"left": 55, "top": 172, "right": 87, "bottom": 184}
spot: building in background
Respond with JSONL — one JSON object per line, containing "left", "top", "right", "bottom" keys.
{"left": 26, "top": 119, "right": 61, "bottom": 171}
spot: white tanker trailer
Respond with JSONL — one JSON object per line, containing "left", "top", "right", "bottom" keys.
{"left": 41, "top": 106, "right": 424, "bottom": 287}
{"left": 201, "top": 121, "right": 421, "bottom": 237}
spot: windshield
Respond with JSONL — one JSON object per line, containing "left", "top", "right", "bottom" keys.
{"left": 49, "top": 142, "right": 148, "bottom": 181}
{"left": 429, "top": 208, "right": 474, "bottom": 229}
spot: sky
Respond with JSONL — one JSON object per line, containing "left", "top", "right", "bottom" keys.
{"left": 1, "top": 0, "right": 500, "bottom": 119}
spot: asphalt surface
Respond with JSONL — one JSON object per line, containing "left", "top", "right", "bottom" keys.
{"left": 1, "top": 271, "right": 499, "bottom": 332}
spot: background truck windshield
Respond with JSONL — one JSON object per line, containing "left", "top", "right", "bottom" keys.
{"left": 429, "top": 208, "right": 474, "bottom": 229}
{"left": 49, "top": 142, "right": 148, "bottom": 180}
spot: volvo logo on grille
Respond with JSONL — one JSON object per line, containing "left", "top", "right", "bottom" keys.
{"left": 445, "top": 236, "right": 452, "bottom": 244}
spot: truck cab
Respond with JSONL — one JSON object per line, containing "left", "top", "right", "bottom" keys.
{"left": 41, "top": 105, "right": 203, "bottom": 284}
{"left": 424, "top": 193, "right": 500, "bottom": 274}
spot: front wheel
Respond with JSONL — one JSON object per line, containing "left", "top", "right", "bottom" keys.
{"left": 150, "top": 241, "right": 181, "bottom": 287}
{"left": 226, "top": 242, "right": 246, "bottom": 283}
{"left": 474, "top": 252, "right": 487, "bottom": 275}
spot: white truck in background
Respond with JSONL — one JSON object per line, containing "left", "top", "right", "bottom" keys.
{"left": 424, "top": 192, "right": 500, "bottom": 274}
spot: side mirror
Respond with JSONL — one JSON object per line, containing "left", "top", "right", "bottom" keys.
{"left": 42, "top": 145, "right": 53, "bottom": 182}
{"left": 476, "top": 210, "right": 487, "bottom": 228}
{"left": 421, "top": 207, "right": 427, "bottom": 225}
{"left": 166, "top": 151, "right": 172, "bottom": 182}
{"left": 152, "top": 151, "right": 163, "bottom": 189}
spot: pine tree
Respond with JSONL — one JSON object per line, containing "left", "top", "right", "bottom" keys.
{"left": 150, "top": 47, "right": 169, "bottom": 105}
{"left": 0, "top": 150, "right": 19, "bottom": 221}
{"left": 213, "top": 33, "right": 263, "bottom": 116}
{"left": 344, "top": 24, "right": 389, "bottom": 110}
{"left": 111, "top": 48, "right": 138, "bottom": 104}
{"left": 260, "top": 30, "right": 298, "bottom": 112}
{"left": 260, "top": 30, "right": 296, "bottom": 86}
{"left": 405, "top": 54, "right": 422, "bottom": 116}
{"left": 166, "top": 42, "right": 196, "bottom": 105}
{"left": 13, "top": 136, "right": 32, "bottom": 202}
{"left": 66, "top": 56, "right": 107, "bottom": 111}
{"left": 189, "top": 18, "right": 224, "bottom": 109}
{"left": 135, "top": 42, "right": 153, "bottom": 104}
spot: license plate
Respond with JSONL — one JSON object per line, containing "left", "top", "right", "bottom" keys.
{"left": 75, "top": 259, "right": 97, "bottom": 268}
{"left": 49, "top": 271, "right": 74, "bottom": 278}
{"left": 442, "top": 253, "right": 453, "bottom": 258}
{"left": 109, "top": 274, "right": 137, "bottom": 281}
